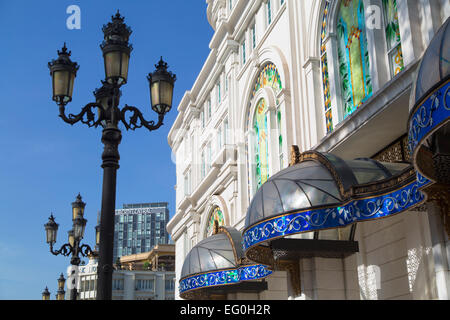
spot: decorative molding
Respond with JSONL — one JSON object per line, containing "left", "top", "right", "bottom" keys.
{"left": 289, "top": 145, "right": 301, "bottom": 166}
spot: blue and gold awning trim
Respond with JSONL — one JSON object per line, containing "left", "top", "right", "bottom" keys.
{"left": 407, "top": 17, "right": 449, "bottom": 236}
{"left": 179, "top": 264, "right": 272, "bottom": 295}
{"left": 408, "top": 79, "right": 450, "bottom": 178}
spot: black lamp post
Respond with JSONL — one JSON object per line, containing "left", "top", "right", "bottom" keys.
{"left": 47, "top": 11, "right": 176, "bottom": 300}
{"left": 44, "top": 194, "right": 96, "bottom": 300}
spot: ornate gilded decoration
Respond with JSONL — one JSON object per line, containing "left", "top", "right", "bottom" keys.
{"left": 373, "top": 135, "right": 410, "bottom": 163}
{"left": 276, "top": 260, "right": 301, "bottom": 297}
{"left": 289, "top": 145, "right": 301, "bottom": 166}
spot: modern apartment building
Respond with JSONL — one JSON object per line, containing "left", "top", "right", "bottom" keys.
{"left": 113, "top": 202, "right": 170, "bottom": 263}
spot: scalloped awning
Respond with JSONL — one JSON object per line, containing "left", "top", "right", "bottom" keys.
{"left": 179, "top": 226, "right": 272, "bottom": 299}
{"left": 408, "top": 16, "right": 449, "bottom": 236}
{"left": 243, "top": 151, "right": 429, "bottom": 266}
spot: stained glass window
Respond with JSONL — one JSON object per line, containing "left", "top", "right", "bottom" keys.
{"left": 252, "top": 63, "right": 282, "bottom": 97}
{"left": 277, "top": 108, "right": 283, "bottom": 169}
{"left": 206, "top": 207, "right": 225, "bottom": 237}
{"left": 249, "top": 63, "right": 284, "bottom": 195}
{"left": 321, "top": 1, "right": 333, "bottom": 134}
{"left": 337, "top": 0, "right": 373, "bottom": 119}
{"left": 382, "top": 0, "right": 404, "bottom": 77}
{"left": 254, "top": 98, "right": 270, "bottom": 189}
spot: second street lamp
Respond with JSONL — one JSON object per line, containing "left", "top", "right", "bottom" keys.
{"left": 42, "top": 287, "right": 51, "bottom": 301}
{"left": 48, "top": 11, "right": 176, "bottom": 300}
{"left": 43, "top": 194, "right": 95, "bottom": 300}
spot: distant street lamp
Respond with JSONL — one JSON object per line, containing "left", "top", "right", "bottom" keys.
{"left": 56, "top": 274, "right": 66, "bottom": 300}
{"left": 44, "top": 194, "right": 97, "bottom": 300}
{"left": 47, "top": 11, "right": 176, "bottom": 300}
{"left": 42, "top": 287, "right": 51, "bottom": 300}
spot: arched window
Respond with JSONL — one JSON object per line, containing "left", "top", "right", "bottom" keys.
{"left": 337, "top": 0, "right": 373, "bottom": 119}
{"left": 382, "top": 0, "right": 404, "bottom": 77}
{"left": 205, "top": 207, "right": 225, "bottom": 237}
{"left": 320, "top": 0, "right": 406, "bottom": 134}
{"left": 247, "top": 63, "right": 284, "bottom": 195}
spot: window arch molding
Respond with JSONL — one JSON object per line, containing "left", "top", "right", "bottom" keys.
{"left": 237, "top": 47, "right": 292, "bottom": 204}
{"left": 237, "top": 46, "right": 291, "bottom": 132}
{"left": 199, "top": 195, "right": 230, "bottom": 241}
{"left": 244, "top": 64, "right": 286, "bottom": 198}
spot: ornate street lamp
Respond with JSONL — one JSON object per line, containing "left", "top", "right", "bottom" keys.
{"left": 47, "top": 11, "right": 176, "bottom": 300}
{"left": 43, "top": 194, "right": 95, "bottom": 300}
{"left": 56, "top": 274, "right": 66, "bottom": 300}
{"left": 72, "top": 193, "right": 86, "bottom": 220}
{"left": 100, "top": 10, "right": 132, "bottom": 86}
{"left": 48, "top": 43, "right": 79, "bottom": 105}
{"left": 148, "top": 57, "right": 177, "bottom": 115}
{"left": 42, "top": 287, "right": 51, "bottom": 300}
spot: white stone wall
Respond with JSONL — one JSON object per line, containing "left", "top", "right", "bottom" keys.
{"left": 167, "top": 0, "right": 450, "bottom": 300}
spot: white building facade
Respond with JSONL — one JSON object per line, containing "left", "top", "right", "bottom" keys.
{"left": 167, "top": 0, "right": 450, "bottom": 300}
{"left": 74, "top": 256, "right": 175, "bottom": 300}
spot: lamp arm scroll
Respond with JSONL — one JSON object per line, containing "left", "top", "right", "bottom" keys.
{"left": 79, "top": 244, "right": 95, "bottom": 257}
{"left": 58, "top": 102, "right": 104, "bottom": 128}
{"left": 49, "top": 243, "right": 73, "bottom": 257}
{"left": 120, "top": 104, "right": 164, "bottom": 131}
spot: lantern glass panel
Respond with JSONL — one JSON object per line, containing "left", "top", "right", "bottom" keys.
{"left": 96, "top": 227, "right": 100, "bottom": 246}
{"left": 58, "top": 279, "right": 65, "bottom": 290}
{"left": 151, "top": 81, "right": 160, "bottom": 106}
{"left": 68, "top": 73, "right": 75, "bottom": 98}
{"left": 46, "top": 227, "right": 57, "bottom": 244}
{"left": 53, "top": 70, "right": 70, "bottom": 98}
{"left": 121, "top": 52, "right": 129, "bottom": 82}
{"left": 73, "top": 218, "right": 86, "bottom": 239}
{"left": 104, "top": 51, "right": 121, "bottom": 81}
{"left": 160, "top": 80, "right": 173, "bottom": 108}
{"left": 72, "top": 207, "right": 84, "bottom": 220}
{"left": 68, "top": 230, "right": 75, "bottom": 247}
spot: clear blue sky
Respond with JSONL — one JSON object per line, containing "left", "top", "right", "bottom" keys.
{"left": 0, "top": 0, "right": 213, "bottom": 299}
